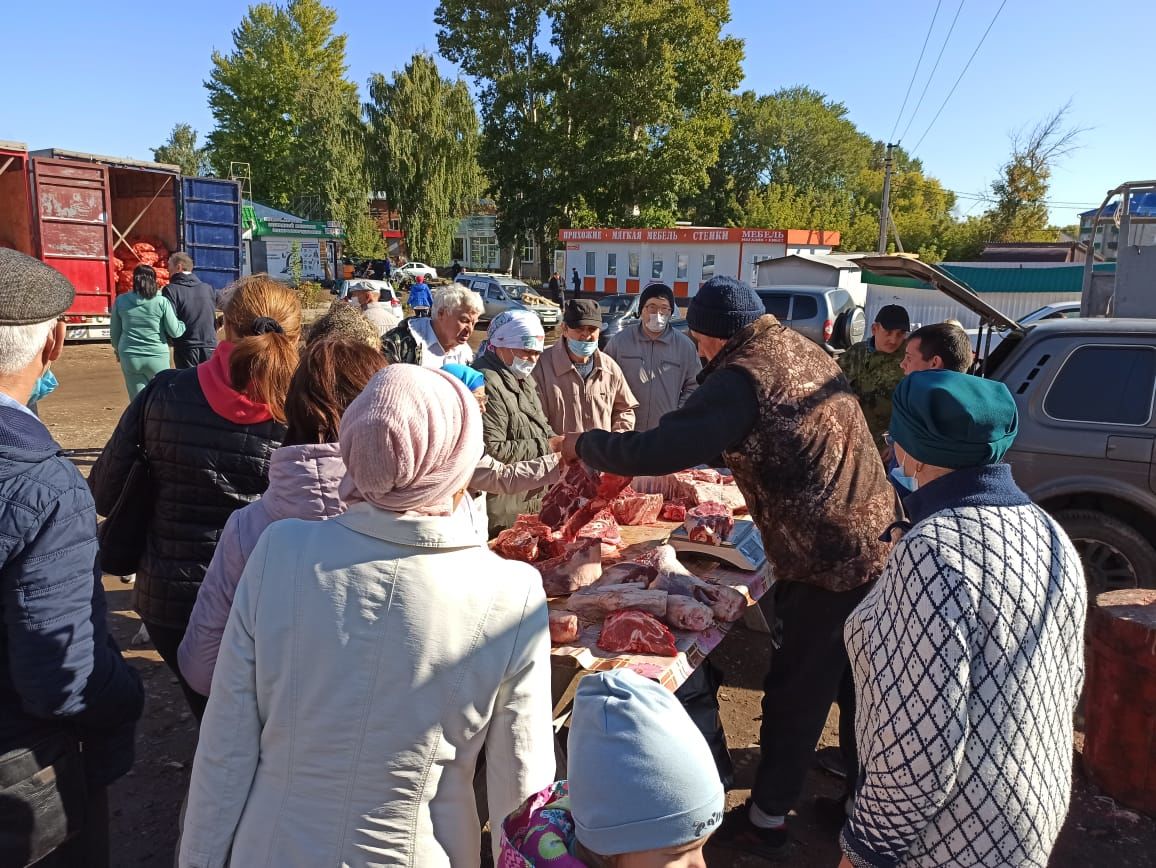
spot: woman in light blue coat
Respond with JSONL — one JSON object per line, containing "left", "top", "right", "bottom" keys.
{"left": 110, "top": 264, "right": 185, "bottom": 398}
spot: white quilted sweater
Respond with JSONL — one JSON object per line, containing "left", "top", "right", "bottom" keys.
{"left": 842, "top": 465, "right": 1087, "bottom": 867}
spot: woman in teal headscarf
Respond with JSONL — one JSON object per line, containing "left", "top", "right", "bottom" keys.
{"left": 838, "top": 370, "right": 1088, "bottom": 868}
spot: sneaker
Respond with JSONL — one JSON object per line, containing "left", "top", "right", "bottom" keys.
{"left": 710, "top": 802, "right": 789, "bottom": 860}
{"left": 131, "top": 624, "right": 151, "bottom": 647}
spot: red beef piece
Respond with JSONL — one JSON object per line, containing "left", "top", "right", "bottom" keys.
{"left": 540, "top": 463, "right": 632, "bottom": 540}
{"left": 549, "top": 611, "right": 580, "bottom": 645}
{"left": 576, "top": 509, "right": 623, "bottom": 556}
{"left": 492, "top": 528, "right": 540, "bottom": 563}
{"left": 659, "top": 501, "right": 688, "bottom": 522}
{"left": 598, "top": 609, "right": 678, "bottom": 657}
{"left": 684, "top": 501, "right": 735, "bottom": 545}
{"left": 611, "top": 491, "right": 664, "bottom": 526}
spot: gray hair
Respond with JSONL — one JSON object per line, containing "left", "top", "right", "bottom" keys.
{"left": 433, "top": 284, "right": 484, "bottom": 318}
{"left": 0, "top": 318, "right": 57, "bottom": 376}
{"left": 169, "top": 251, "right": 194, "bottom": 273}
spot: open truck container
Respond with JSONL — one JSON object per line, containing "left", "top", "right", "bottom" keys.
{"left": 0, "top": 148, "right": 243, "bottom": 340}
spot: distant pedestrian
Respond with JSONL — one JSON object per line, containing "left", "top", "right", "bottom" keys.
{"left": 451, "top": 260, "right": 464, "bottom": 280}
{"left": 547, "top": 271, "right": 562, "bottom": 303}
{"left": 111, "top": 264, "right": 186, "bottom": 398}
{"left": 571, "top": 267, "right": 581, "bottom": 297}
{"left": 164, "top": 252, "right": 219, "bottom": 368}
{"left": 407, "top": 274, "right": 433, "bottom": 316}
{"left": 384, "top": 257, "right": 393, "bottom": 280}
{"left": 0, "top": 250, "right": 145, "bottom": 868}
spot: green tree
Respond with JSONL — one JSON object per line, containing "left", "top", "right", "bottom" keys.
{"left": 987, "top": 104, "right": 1083, "bottom": 242}
{"left": 365, "top": 54, "right": 480, "bottom": 265}
{"left": 205, "top": 0, "right": 358, "bottom": 210}
{"left": 152, "top": 123, "right": 211, "bottom": 176}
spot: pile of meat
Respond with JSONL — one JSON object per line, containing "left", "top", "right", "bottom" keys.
{"left": 113, "top": 238, "right": 171, "bottom": 292}
{"left": 493, "top": 463, "right": 748, "bottom": 656}
{"left": 633, "top": 467, "right": 747, "bottom": 522}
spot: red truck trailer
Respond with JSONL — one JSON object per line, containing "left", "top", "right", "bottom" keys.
{"left": 0, "top": 144, "right": 242, "bottom": 341}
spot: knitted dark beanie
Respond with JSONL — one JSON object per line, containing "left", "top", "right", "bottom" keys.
{"left": 686, "top": 276, "right": 765, "bottom": 338}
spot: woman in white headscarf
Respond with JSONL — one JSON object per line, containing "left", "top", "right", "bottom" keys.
{"left": 178, "top": 365, "right": 556, "bottom": 868}
{"left": 473, "top": 310, "right": 559, "bottom": 535}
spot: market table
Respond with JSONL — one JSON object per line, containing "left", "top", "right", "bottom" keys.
{"left": 546, "top": 521, "right": 772, "bottom": 719}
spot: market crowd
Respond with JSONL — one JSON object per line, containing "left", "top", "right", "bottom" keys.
{"left": 0, "top": 246, "right": 1086, "bottom": 868}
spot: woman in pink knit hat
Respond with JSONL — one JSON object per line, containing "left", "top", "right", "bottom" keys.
{"left": 179, "top": 365, "right": 556, "bottom": 868}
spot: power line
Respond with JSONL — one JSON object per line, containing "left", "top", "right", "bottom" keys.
{"left": 909, "top": 0, "right": 1011, "bottom": 156}
{"left": 888, "top": 0, "right": 943, "bottom": 143}
{"left": 897, "top": 0, "right": 968, "bottom": 144}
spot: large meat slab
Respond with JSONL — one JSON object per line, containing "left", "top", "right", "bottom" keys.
{"left": 539, "top": 463, "right": 632, "bottom": 540}
{"left": 598, "top": 609, "right": 678, "bottom": 657}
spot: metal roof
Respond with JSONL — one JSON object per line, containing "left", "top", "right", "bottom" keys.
{"left": 862, "top": 262, "right": 1115, "bottom": 294}
{"left": 1079, "top": 191, "right": 1156, "bottom": 218}
{"left": 243, "top": 200, "right": 308, "bottom": 223}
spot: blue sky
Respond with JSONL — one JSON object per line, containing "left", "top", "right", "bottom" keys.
{"left": 4, "top": 0, "right": 1152, "bottom": 225}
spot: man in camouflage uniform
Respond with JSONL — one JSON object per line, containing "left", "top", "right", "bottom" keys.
{"left": 838, "top": 304, "right": 910, "bottom": 455}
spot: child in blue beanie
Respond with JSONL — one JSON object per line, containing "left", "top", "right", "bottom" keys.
{"left": 498, "top": 669, "right": 724, "bottom": 868}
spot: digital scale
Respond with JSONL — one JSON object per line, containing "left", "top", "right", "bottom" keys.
{"left": 668, "top": 517, "right": 767, "bottom": 572}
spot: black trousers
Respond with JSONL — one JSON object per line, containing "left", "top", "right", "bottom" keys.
{"left": 142, "top": 621, "right": 208, "bottom": 723}
{"left": 32, "top": 787, "right": 108, "bottom": 868}
{"left": 172, "top": 345, "right": 215, "bottom": 369}
{"left": 751, "top": 579, "right": 873, "bottom": 816}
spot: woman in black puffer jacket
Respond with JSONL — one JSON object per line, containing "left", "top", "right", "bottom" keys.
{"left": 91, "top": 275, "right": 300, "bottom": 719}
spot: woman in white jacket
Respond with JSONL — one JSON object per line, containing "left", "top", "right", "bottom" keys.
{"left": 179, "top": 365, "right": 556, "bottom": 868}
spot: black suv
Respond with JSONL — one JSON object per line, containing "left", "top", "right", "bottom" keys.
{"left": 857, "top": 256, "right": 1156, "bottom": 596}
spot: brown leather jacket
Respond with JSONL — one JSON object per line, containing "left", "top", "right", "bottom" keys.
{"left": 712, "top": 316, "right": 900, "bottom": 591}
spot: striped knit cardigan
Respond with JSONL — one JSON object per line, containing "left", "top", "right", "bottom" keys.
{"left": 841, "top": 464, "right": 1087, "bottom": 867}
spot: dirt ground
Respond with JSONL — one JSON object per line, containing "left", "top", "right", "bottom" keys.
{"left": 41, "top": 340, "right": 1156, "bottom": 867}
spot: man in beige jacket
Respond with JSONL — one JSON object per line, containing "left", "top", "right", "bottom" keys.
{"left": 533, "top": 298, "right": 638, "bottom": 434}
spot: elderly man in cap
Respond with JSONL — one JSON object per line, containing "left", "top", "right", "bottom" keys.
{"left": 346, "top": 280, "right": 401, "bottom": 338}
{"left": 533, "top": 298, "right": 637, "bottom": 435}
{"left": 839, "top": 303, "right": 910, "bottom": 456}
{"left": 562, "top": 275, "right": 900, "bottom": 858}
{"left": 0, "top": 250, "right": 145, "bottom": 867}
{"left": 604, "top": 282, "right": 701, "bottom": 431}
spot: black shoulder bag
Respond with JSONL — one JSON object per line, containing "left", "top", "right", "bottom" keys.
{"left": 97, "top": 384, "right": 156, "bottom": 577}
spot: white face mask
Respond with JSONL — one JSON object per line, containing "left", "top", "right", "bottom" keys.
{"left": 509, "top": 356, "right": 537, "bottom": 379}
{"left": 644, "top": 312, "right": 670, "bottom": 333}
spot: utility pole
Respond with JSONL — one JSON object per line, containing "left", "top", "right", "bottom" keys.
{"left": 878, "top": 143, "right": 894, "bottom": 254}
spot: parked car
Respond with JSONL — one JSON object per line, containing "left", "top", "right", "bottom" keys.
{"left": 855, "top": 255, "right": 1156, "bottom": 598}
{"left": 967, "top": 300, "right": 1082, "bottom": 358}
{"left": 337, "top": 279, "right": 403, "bottom": 315}
{"left": 395, "top": 261, "right": 438, "bottom": 282}
{"left": 754, "top": 286, "right": 866, "bottom": 354}
{"left": 596, "top": 294, "right": 690, "bottom": 348}
{"left": 455, "top": 272, "right": 532, "bottom": 324}
{"left": 496, "top": 279, "right": 561, "bottom": 328}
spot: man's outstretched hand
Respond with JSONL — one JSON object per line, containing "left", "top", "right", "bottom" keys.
{"left": 561, "top": 432, "right": 582, "bottom": 464}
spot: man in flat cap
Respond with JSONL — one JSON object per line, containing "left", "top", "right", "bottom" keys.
{"left": 0, "top": 249, "right": 144, "bottom": 867}
{"left": 532, "top": 298, "right": 637, "bottom": 434}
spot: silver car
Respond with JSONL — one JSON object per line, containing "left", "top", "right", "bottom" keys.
{"left": 755, "top": 286, "right": 866, "bottom": 354}
{"left": 456, "top": 273, "right": 547, "bottom": 325}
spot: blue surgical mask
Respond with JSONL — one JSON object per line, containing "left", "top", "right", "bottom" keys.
{"left": 567, "top": 338, "right": 598, "bottom": 359}
{"left": 30, "top": 369, "right": 58, "bottom": 404}
{"left": 890, "top": 455, "right": 918, "bottom": 493}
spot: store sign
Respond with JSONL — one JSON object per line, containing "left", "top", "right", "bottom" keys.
{"left": 254, "top": 217, "right": 345, "bottom": 238}
{"left": 558, "top": 227, "right": 794, "bottom": 244}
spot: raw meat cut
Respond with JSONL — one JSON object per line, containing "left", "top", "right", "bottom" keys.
{"left": 491, "top": 527, "right": 541, "bottom": 563}
{"left": 645, "top": 545, "right": 747, "bottom": 623}
{"left": 632, "top": 471, "right": 747, "bottom": 513}
{"left": 599, "top": 610, "right": 678, "bottom": 656}
{"left": 610, "top": 490, "right": 664, "bottom": 526}
{"left": 576, "top": 509, "right": 623, "bottom": 557}
{"left": 537, "top": 538, "right": 603, "bottom": 596}
{"left": 664, "top": 596, "right": 715, "bottom": 632}
{"left": 684, "top": 502, "right": 735, "bottom": 545}
{"left": 659, "top": 500, "right": 688, "bottom": 522}
{"left": 590, "top": 561, "right": 658, "bottom": 589}
{"left": 549, "top": 611, "right": 580, "bottom": 645}
{"left": 539, "top": 462, "right": 632, "bottom": 540}
{"left": 567, "top": 587, "right": 668, "bottom": 619}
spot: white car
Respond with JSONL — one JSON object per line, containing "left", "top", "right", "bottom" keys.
{"left": 967, "top": 301, "right": 1081, "bottom": 357}
{"left": 394, "top": 262, "right": 438, "bottom": 282}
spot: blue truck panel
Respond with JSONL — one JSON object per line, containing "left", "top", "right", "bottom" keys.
{"left": 181, "top": 177, "right": 242, "bottom": 291}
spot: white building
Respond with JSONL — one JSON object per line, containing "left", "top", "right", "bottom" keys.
{"left": 756, "top": 253, "right": 866, "bottom": 306}
{"left": 558, "top": 227, "right": 840, "bottom": 297}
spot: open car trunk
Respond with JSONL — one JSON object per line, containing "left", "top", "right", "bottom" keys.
{"left": 850, "top": 255, "right": 1025, "bottom": 376}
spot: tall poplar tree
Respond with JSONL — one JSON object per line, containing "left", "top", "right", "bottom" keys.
{"left": 364, "top": 54, "right": 481, "bottom": 265}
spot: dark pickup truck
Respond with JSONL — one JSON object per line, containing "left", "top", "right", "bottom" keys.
{"left": 857, "top": 256, "right": 1156, "bottom": 596}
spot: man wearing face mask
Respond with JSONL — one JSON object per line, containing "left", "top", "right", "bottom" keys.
{"left": 472, "top": 310, "right": 561, "bottom": 534}
{"left": 604, "top": 282, "right": 701, "bottom": 432}
{"left": 533, "top": 298, "right": 637, "bottom": 436}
